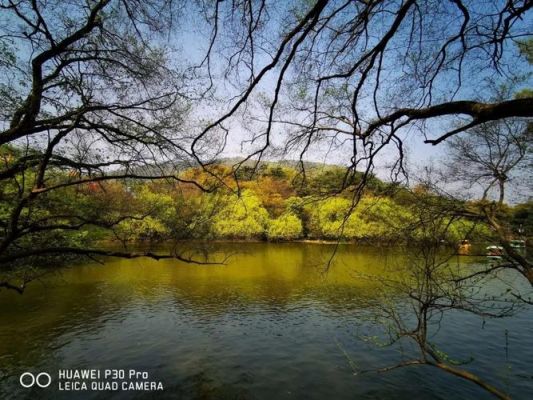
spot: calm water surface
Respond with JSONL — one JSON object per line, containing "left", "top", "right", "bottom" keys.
{"left": 0, "top": 243, "right": 532, "bottom": 399}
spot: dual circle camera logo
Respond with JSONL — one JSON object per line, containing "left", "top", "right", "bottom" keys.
{"left": 19, "top": 372, "right": 52, "bottom": 388}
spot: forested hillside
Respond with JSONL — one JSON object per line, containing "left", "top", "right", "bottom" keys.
{"left": 2, "top": 144, "right": 530, "bottom": 250}
{"left": 104, "top": 161, "right": 533, "bottom": 243}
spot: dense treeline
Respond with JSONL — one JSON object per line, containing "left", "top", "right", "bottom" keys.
{"left": 5, "top": 147, "right": 529, "bottom": 247}
{"left": 111, "top": 162, "right": 533, "bottom": 244}
{"left": 132, "top": 163, "right": 531, "bottom": 244}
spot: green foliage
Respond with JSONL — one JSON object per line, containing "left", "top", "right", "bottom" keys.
{"left": 517, "top": 38, "right": 533, "bottom": 64}
{"left": 299, "top": 166, "right": 353, "bottom": 195}
{"left": 116, "top": 216, "right": 170, "bottom": 241}
{"left": 510, "top": 201, "right": 533, "bottom": 237}
{"left": 113, "top": 185, "right": 175, "bottom": 241}
{"left": 267, "top": 213, "right": 303, "bottom": 240}
{"left": 306, "top": 196, "right": 414, "bottom": 240}
{"left": 515, "top": 88, "right": 533, "bottom": 99}
{"left": 285, "top": 196, "right": 305, "bottom": 217}
{"left": 307, "top": 197, "right": 351, "bottom": 239}
{"left": 446, "top": 219, "right": 492, "bottom": 243}
{"left": 211, "top": 190, "right": 270, "bottom": 239}
{"left": 1, "top": 150, "right": 511, "bottom": 249}
{"left": 515, "top": 39, "right": 533, "bottom": 98}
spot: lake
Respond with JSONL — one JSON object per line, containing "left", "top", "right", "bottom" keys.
{"left": 1, "top": 243, "right": 532, "bottom": 399}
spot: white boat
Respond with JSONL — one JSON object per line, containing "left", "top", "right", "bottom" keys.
{"left": 510, "top": 240, "right": 526, "bottom": 248}
{"left": 486, "top": 246, "right": 504, "bottom": 259}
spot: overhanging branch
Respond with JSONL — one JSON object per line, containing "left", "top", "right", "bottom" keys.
{"left": 0, "top": 247, "right": 224, "bottom": 265}
{"left": 364, "top": 98, "right": 533, "bottom": 145}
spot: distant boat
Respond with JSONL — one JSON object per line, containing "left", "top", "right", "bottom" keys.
{"left": 457, "top": 239, "right": 471, "bottom": 255}
{"left": 486, "top": 246, "right": 504, "bottom": 259}
{"left": 509, "top": 240, "right": 526, "bottom": 249}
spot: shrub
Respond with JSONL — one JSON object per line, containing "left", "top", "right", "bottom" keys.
{"left": 267, "top": 213, "right": 303, "bottom": 240}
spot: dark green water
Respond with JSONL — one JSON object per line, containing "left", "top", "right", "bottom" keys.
{"left": 0, "top": 243, "right": 532, "bottom": 399}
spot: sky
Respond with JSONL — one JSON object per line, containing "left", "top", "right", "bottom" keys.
{"left": 173, "top": 1, "right": 531, "bottom": 187}
{"left": 1, "top": 0, "right": 531, "bottom": 202}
